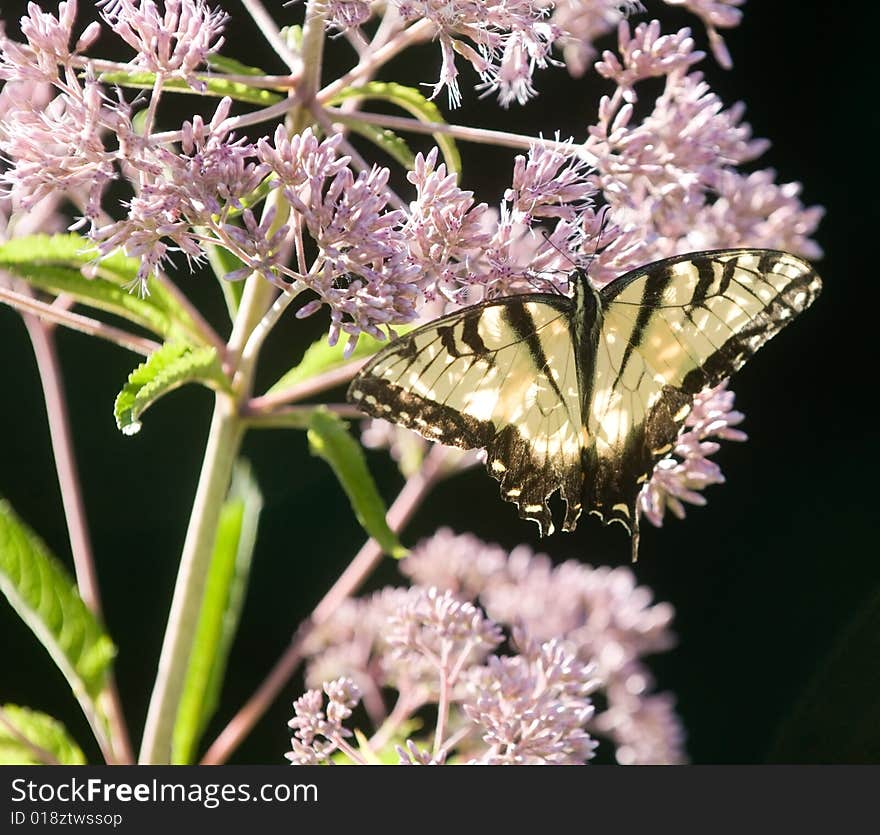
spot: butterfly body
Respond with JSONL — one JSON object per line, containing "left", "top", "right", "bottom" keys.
{"left": 348, "top": 249, "right": 821, "bottom": 555}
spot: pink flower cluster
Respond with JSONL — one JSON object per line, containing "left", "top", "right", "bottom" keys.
{"left": 292, "top": 529, "right": 684, "bottom": 765}
{"left": 321, "top": 0, "right": 745, "bottom": 107}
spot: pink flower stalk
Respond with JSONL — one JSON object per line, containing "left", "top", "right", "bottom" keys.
{"left": 98, "top": 0, "right": 228, "bottom": 92}
{"left": 92, "top": 97, "right": 269, "bottom": 293}
{"left": 0, "top": 79, "right": 69, "bottom": 239}
{"left": 386, "top": 586, "right": 504, "bottom": 687}
{"left": 404, "top": 147, "right": 493, "bottom": 305}
{"left": 0, "top": 1, "right": 99, "bottom": 83}
{"left": 391, "top": 0, "right": 560, "bottom": 107}
{"left": 586, "top": 20, "right": 820, "bottom": 277}
{"left": 663, "top": 0, "right": 743, "bottom": 68}
{"left": 0, "top": 70, "right": 116, "bottom": 221}
{"left": 329, "top": 0, "right": 745, "bottom": 105}
{"left": 402, "top": 141, "right": 595, "bottom": 308}
{"left": 505, "top": 138, "right": 596, "bottom": 225}
{"left": 639, "top": 380, "right": 746, "bottom": 526}
{"left": 546, "top": 0, "right": 639, "bottom": 77}
{"left": 463, "top": 632, "right": 599, "bottom": 764}
{"left": 595, "top": 20, "right": 704, "bottom": 96}
{"left": 322, "top": 0, "right": 372, "bottom": 34}
{"left": 256, "top": 128, "right": 425, "bottom": 353}
{"left": 286, "top": 678, "right": 362, "bottom": 764}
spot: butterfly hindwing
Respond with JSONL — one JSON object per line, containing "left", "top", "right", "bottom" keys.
{"left": 585, "top": 249, "right": 822, "bottom": 532}
{"left": 348, "top": 295, "right": 584, "bottom": 534}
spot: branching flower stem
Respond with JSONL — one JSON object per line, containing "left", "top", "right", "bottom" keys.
{"left": 0, "top": 286, "right": 160, "bottom": 356}
{"left": 322, "top": 106, "right": 601, "bottom": 162}
{"left": 239, "top": 0, "right": 303, "bottom": 73}
{"left": 201, "top": 444, "right": 450, "bottom": 764}
{"left": 239, "top": 281, "right": 306, "bottom": 372}
{"left": 317, "top": 19, "right": 436, "bottom": 103}
{"left": 248, "top": 359, "right": 368, "bottom": 413}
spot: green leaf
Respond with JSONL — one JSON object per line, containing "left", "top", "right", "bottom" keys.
{"left": 332, "top": 116, "right": 415, "bottom": 169}
{"left": 97, "top": 71, "right": 283, "bottom": 106}
{"left": 0, "top": 234, "right": 203, "bottom": 342}
{"left": 0, "top": 705, "right": 86, "bottom": 765}
{"left": 267, "top": 325, "right": 414, "bottom": 396}
{"left": 172, "top": 461, "right": 263, "bottom": 764}
{"left": 281, "top": 25, "right": 304, "bottom": 53}
{"left": 0, "top": 501, "right": 116, "bottom": 704}
{"left": 307, "top": 409, "right": 407, "bottom": 559}
{"left": 114, "top": 342, "right": 228, "bottom": 435}
{"left": 205, "top": 243, "right": 247, "bottom": 318}
{"left": 206, "top": 54, "right": 268, "bottom": 76}
{"left": 328, "top": 82, "right": 461, "bottom": 175}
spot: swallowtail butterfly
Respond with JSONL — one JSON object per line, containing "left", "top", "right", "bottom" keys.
{"left": 348, "top": 249, "right": 821, "bottom": 558}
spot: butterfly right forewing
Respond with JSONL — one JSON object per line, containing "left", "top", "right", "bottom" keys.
{"left": 584, "top": 248, "right": 822, "bottom": 536}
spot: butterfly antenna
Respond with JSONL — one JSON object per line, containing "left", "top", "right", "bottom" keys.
{"left": 539, "top": 228, "right": 579, "bottom": 269}
{"left": 583, "top": 205, "right": 612, "bottom": 278}
{"left": 534, "top": 229, "right": 582, "bottom": 295}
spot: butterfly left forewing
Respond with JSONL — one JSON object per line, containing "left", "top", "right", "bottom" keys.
{"left": 349, "top": 296, "right": 585, "bottom": 534}
{"left": 585, "top": 248, "right": 821, "bottom": 536}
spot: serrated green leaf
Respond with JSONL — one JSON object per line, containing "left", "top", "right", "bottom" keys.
{"left": 308, "top": 409, "right": 407, "bottom": 559}
{"left": 333, "top": 117, "right": 415, "bottom": 168}
{"left": 329, "top": 82, "right": 461, "bottom": 175}
{"left": 267, "top": 325, "right": 414, "bottom": 396}
{"left": 98, "top": 71, "right": 283, "bottom": 106}
{"left": 172, "top": 461, "right": 262, "bottom": 764}
{"left": 0, "top": 502, "right": 116, "bottom": 706}
{"left": 0, "top": 705, "right": 86, "bottom": 765}
{"left": 114, "top": 342, "right": 228, "bottom": 435}
{"left": 0, "top": 234, "right": 203, "bottom": 342}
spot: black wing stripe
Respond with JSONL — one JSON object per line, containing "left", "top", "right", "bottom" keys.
{"left": 462, "top": 313, "right": 488, "bottom": 355}
{"left": 719, "top": 257, "right": 737, "bottom": 295}
{"left": 437, "top": 324, "right": 462, "bottom": 358}
{"left": 615, "top": 266, "right": 673, "bottom": 384}
{"left": 694, "top": 258, "right": 717, "bottom": 302}
{"left": 502, "top": 304, "right": 567, "bottom": 404}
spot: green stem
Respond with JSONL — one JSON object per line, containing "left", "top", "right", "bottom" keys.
{"left": 138, "top": 0, "right": 332, "bottom": 765}
{"left": 291, "top": 0, "right": 327, "bottom": 132}
{"left": 138, "top": 394, "right": 244, "bottom": 764}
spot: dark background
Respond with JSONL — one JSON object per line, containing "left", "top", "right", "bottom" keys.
{"left": 1, "top": 2, "right": 875, "bottom": 764}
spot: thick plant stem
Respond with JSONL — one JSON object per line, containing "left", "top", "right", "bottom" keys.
{"left": 140, "top": 0, "right": 331, "bottom": 766}
{"left": 296, "top": 0, "right": 327, "bottom": 113}
{"left": 138, "top": 395, "right": 244, "bottom": 764}
{"left": 201, "top": 445, "right": 448, "bottom": 764}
